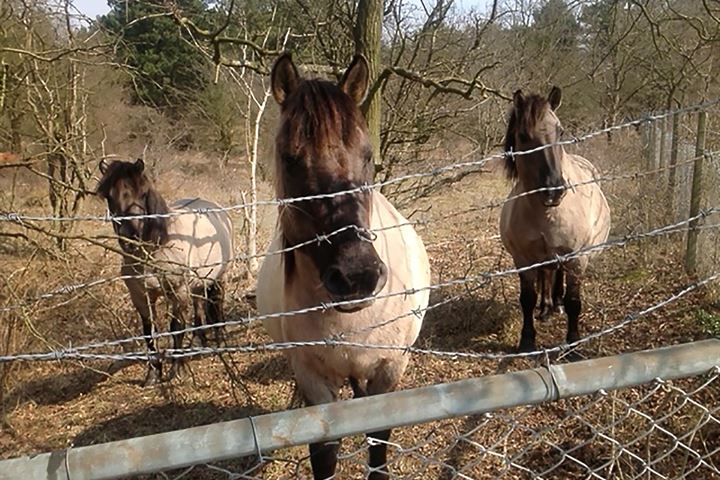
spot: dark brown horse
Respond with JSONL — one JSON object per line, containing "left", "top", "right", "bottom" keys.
{"left": 256, "top": 54, "right": 430, "bottom": 479}
{"left": 500, "top": 87, "right": 611, "bottom": 353}
{"left": 97, "top": 159, "right": 234, "bottom": 385}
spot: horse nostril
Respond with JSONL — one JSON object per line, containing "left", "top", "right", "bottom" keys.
{"left": 323, "top": 266, "right": 353, "bottom": 297}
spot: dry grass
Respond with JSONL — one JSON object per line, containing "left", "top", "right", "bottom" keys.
{"left": 0, "top": 134, "right": 718, "bottom": 479}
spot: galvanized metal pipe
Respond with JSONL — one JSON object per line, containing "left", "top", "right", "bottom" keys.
{"left": 1, "top": 339, "right": 718, "bottom": 480}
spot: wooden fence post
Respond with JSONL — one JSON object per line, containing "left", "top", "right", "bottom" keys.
{"left": 649, "top": 120, "right": 658, "bottom": 169}
{"left": 685, "top": 110, "right": 707, "bottom": 274}
{"left": 659, "top": 116, "right": 668, "bottom": 169}
{"left": 666, "top": 112, "right": 680, "bottom": 219}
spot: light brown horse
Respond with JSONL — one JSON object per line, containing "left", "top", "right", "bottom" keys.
{"left": 256, "top": 54, "right": 431, "bottom": 479}
{"left": 499, "top": 87, "right": 611, "bottom": 353}
{"left": 97, "top": 159, "right": 234, "bottom": 385}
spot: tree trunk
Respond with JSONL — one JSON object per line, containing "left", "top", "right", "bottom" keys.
{"left": 354, "top": 0, "right": 383, "bottom": 177}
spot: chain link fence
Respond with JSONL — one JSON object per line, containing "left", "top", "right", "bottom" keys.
{"left": 1, "top": 97, "right": 720, "bottom": 480}
{"left": 163, "top": 358, "right": 720, "bottom": 479}
{"left": 1, "top": 341, "right": 718, "bottom": 480}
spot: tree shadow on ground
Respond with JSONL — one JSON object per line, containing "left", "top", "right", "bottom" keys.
{"left": 1, "top": 360, "right": 135, "bottom": 412}
{"left": 418, "top": 289, "right": 515, "bottom": 353}
{"left": 73, "top": 402, "right": 269, "bottom": 479}
{"left": 243, "top": 353, "right": 293, "bottom": 385}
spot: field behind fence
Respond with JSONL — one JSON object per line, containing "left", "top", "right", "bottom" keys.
{"left": 0, "top": 100, "right": 720, "bottom": 479}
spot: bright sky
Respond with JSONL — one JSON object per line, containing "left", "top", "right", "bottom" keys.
{"left": 73, "top": 0, "right": 110, "bottom": 19}
{"left": 71, "top": 0, "right": 495, "bottom": 20}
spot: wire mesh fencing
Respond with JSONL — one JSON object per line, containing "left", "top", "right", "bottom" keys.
{"left": 1, "top": 95, "right": 720, "bottom": 480}
{"left": 2, "top": 341, "right": 716, "bottom": 480}
{"left": 159, "top": 365, "right": 720, "bottom": 480}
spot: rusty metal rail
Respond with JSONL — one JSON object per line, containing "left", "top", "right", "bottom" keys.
{"left": 1, "top": 339, "right": 718, "bottom": 480}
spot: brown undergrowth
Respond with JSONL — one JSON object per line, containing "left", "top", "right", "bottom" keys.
{"left": 0, "top": 137, "right": 717, "bottom": 478}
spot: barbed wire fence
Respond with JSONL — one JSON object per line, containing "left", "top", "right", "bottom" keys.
{"left": 0, "top": 99, "right": 719, "bottom": 479}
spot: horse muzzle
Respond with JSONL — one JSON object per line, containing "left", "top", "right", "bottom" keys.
{"left": 323, "top": 260, "right": 388, "bottom": 313}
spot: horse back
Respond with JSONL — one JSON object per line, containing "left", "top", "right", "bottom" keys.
{"left": 155, "top": 198, "right": 235, "bottom": 282}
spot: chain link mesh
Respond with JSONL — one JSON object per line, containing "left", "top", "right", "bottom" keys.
{"left": 152, "top": 368, "right": 719, "bottom": 479}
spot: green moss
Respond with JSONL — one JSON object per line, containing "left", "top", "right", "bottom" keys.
{"left": 696, "top": 309, "right": 720, "bottom": 337}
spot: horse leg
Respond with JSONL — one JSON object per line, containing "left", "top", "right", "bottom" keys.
{"left": 518, "top": 270, "right": 538, "bottom": 352}
{"left": 564, "top": 270, "right": 582, "bottom": 346}
{"left": 127, "top": 283, "right": 161, "bottom": 386}
{"left": 191, "top": 291, "right": 208, "bottom": 347}
{"left": 205, "top": 281, "right": 225, "bottom": 345}
{"left": 140, "top": 306, "right": 161, "bottom": 386}
{"left": 537, "top": 269, "right": 553, "bottom": 322}
{"left": 296, "top": 365, "right": 341, "bottom": 479}
{"left": 552, "top": 267, "right": 565, "bottom": 315}
{"left": 348, "top": 358, "right": 406, "bottom": 479}
{"left": 167, "top": 287, "right": 190, "bottom": 380}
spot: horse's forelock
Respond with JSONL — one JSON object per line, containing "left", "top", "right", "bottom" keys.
{"left": 282, "top": 79, "right": 364, "bottom": 154}
{"left": 97, "top": 161, "right": 133, "bottom": 197}
{"left": 519, "top": 94, "right": 550, "bottom": 133}
{"left": 504, "top": 94, "right": 552, "bottom": 181}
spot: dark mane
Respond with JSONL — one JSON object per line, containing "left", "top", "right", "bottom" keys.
{"left": 280, "top": 78, "right": 365, "bottom": 154}
{"left": 96, "top": 160, "right": 169, "bottom": 245}
{"left": 503, "top": 94, "right": 551, "bottom": 181}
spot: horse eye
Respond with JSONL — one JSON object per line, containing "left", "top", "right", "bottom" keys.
{"left": 365, "top": 152, "right": 373, "bottom": 163}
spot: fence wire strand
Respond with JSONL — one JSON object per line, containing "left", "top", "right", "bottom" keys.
{"left": 2, "top": 203, "right": 719, "bottom": 363}
{"left": 1, "top": 94, "right": 720, "bottom": 480}
{"left": 1, "top": 97, "right": 719, "bottom": 224}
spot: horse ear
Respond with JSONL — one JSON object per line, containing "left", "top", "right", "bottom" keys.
{"left": 99, "top": 158, "right": 109, "bottom": 175}
{"left": 135, "top": 158, "right": 145, "bottom": 172}
{"left": 271, "top": 53, "right": 300, "bottom": 106}
{"left": 340, "top": 54, "right": 369, "bottom": 105}
{"left": 513, "top": 89, "right": 525, "bottom": 113}
{"left": 548, "top": 86, "right": 562, "bottom": 111}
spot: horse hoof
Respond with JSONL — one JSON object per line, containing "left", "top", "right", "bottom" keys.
{"left": 193, "top": 332, "right": 209, "bottom": 348}
{"left": 167, "top": 361, "right": 187, "bottom": 381}
{"left": 369, "top": 469, "right": 390, "bottom": 480}
{"left": 553, "top": 305, "right": 565, "bottom": 316}
{"left": 536, "top": 309, "right": 552, "bottom": 322}
{"left": 143, "top": 369, "right": 162, "bottom": 387}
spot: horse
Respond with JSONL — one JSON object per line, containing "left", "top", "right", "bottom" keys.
{"left": 499, "top": 87, "right": 611, "bottom": 353}
{"left": 96, "top": 159, "right": 234, "bottom": 385}
{"left": 256, "top": 53, "right": 431, "bottom": 479}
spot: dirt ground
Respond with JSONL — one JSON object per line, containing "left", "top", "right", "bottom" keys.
{"left": 0, "top": 142, "right": 718, "bottom": 479}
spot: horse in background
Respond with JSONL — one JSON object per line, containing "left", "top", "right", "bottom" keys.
{"left": 97, "top": 159, "right": 234, "bottom": 385}
{"left": 256, "top": 54, "right": 431, "bottom": 479}
{"left": 499, "top": 87, "right": 611, "bottom": 353}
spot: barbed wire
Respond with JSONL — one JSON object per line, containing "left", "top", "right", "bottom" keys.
{"left": 2, "top": 147, "right": 716, "bottom": 315}
{"left": 1, "top": 208, "right": 718, "bottom": 364}
{"left": 1, "top": 96, "right": 718, "bottom": 224}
